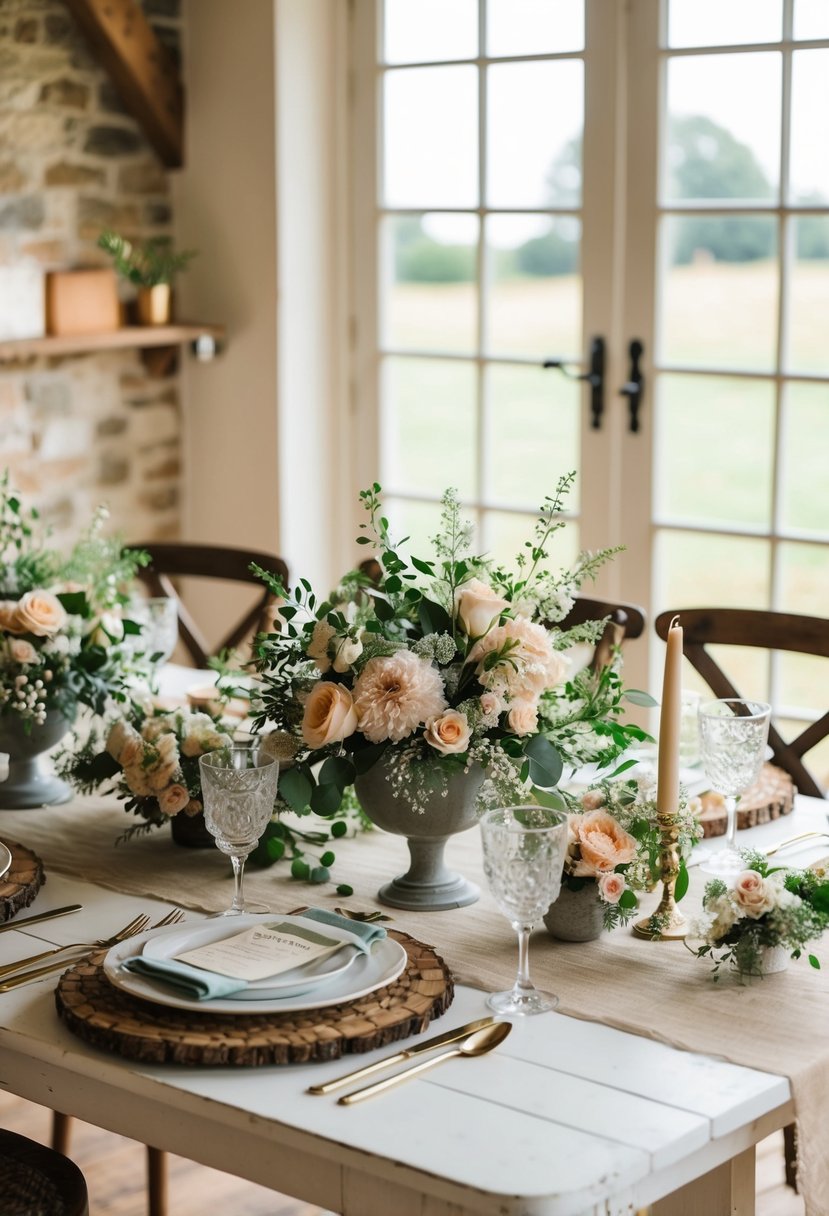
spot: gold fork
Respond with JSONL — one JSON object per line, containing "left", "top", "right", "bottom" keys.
{"left": 0, "top": 912, "right": 154, "bottom": 979}
{"left": 0, "top": 913, "right": 153, "bottom": 990}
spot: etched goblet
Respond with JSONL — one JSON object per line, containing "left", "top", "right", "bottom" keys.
{"left": 479, "top": 805, "right": 569, "bottom": 1016}
{"left": 199, "top": 746, "right": 279, "bottom": 915}
{"left": 698, "top": 698, "right": 771, "bottom": 876}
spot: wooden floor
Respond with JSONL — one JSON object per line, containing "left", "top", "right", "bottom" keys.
{"left": 0, "top": 1091, "right": 804, "bottom": 1215}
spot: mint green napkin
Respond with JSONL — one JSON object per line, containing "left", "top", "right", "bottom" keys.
{"left": 122, "top": 955, "right": 247, "bottom": 1000}
{"left": 121, "top": 908, "right": 387, "bottom": 1002}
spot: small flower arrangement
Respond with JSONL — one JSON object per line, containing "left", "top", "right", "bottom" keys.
{"left": 562, "top": 776, "right": 704, "bottom": 929}
{"left": 251, "top": 474, "right": 652, "bottom": 833}
{"left": 60, "top": 706, "right": 234, "bottom": 837}
{"left": 690, "top": 855, "right": 829, "bottom": 980}
{"left": 0, "top": 475, "right": 146, "bottom": 727}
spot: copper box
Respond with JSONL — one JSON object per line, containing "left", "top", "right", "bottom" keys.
{"left": 45, "top": 269, "right": 120, "bottom": 336}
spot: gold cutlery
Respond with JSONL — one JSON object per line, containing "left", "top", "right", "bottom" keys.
{"left": 0, "top": 907, "right": 185, "bottom": 979}
{"left": 764, "top": 832, "right": 829, "bottom": 858}
{"left": 0, "top": 913, "right": 152, "bottom": 990}
{"left": 338, "top": 1021, "right": 512, "bottom": 1105}
{"left": 308, "top": 1016, "right": 497, "bottom": 1096}
{"left": 0, "top": 904, "right": 82, "bottom": 934}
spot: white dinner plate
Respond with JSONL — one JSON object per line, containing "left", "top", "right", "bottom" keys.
{"left": 104, "top": 917, "right": 407, "bottom": 1015}
{"left": 141, "top": 913, "right": 368, "bottom": 996}
{"left": 0, "top": 841, "right": 11, "bottom": 882}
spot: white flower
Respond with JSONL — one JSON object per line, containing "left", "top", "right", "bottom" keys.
{"left": 332, "top": 635, "right": 363, "bottom": 673}
{"left": 353, "top": 651, "right": 446, "bottom": 744}
{"left": 455, "top": 579, "right": 510, "bottom": 639}
{"left": 307, "top": 620, "right": 336, "bottom": 672}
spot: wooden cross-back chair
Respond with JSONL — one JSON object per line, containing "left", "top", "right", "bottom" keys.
{"left": 655, "top": 607, "right": 829, "bottom": 799}
{"left": 134, "top": 542, "right": 289, "bottom": 667}
{"left": 0, "top": 1128, "right": 89, "bottom": 1216}
{"left": 559, "top": 596, "right": 646, "bottom": 670}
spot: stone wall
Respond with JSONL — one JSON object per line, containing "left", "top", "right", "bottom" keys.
{"left": 0, "top": 0, "right": 183, "bottom": 548}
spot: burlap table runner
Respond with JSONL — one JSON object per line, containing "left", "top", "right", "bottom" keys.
{"left": 2, "top": 797, "right": 828, "bottom": 1214}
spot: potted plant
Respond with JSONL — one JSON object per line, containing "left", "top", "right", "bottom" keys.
{"left": 97, "top": 230, "right": 197, "bottom": 326}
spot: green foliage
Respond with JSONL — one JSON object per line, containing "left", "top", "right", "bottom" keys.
{"left": 97, "top": 230, "right": 197, "bottom": 287}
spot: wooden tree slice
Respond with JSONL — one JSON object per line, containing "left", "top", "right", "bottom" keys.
{"left": 55, "top": 930, "right": 454, "bottom": 1067}
{"left": 0, "top": 840, "right": 45, "bottom": 923}
{"left": 698, "top": 763, "right": 795, "bottom": 839}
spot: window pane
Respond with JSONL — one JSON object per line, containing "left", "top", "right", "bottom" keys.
{"left": 384, "top": 0, "right": 477, "bottom": 64}
{"left": 787, "top": 218, "right": 829, "bottom": 373}
{"left": 485, "top": 365, "right": 579, "bottom": 511}
{"left": 486, "top": 215, "right": 581, "bottom": 358}
{"left": 487, "top": 60, "right": 583, "bottom": 208}
{"left": 789, "top": 50, "right": 829, "bottom": 204}
{"left": 778, "top": 657, "right": 829, "bottom": 716}
{"left": 382, "top": 214, "right": 478, "bottom": 353}
{"left": 487, "top": 0, "right": 584, "bottom": 57}
{"left": 382, "top": 357, "right": 477, "bottom": 498}
{"left": 794, "top": 0, "right": 829, "bottom": 41}
{"left": 655, "top": 375, "right": 775, "bottom": 529}
{"left": 664, "top": 55, "right": 780, "bottom": 202}
{"left": 483, "top": 510, "right": 580, "bottom": 571}
{"left": 384, "top": 497, "right": 448, "bottom": 557}
{"left": 695, "top": 646, "right": 770, "bottom": 701}
{"left": 667, "top": 0, "right": 781, "bottom": 47}
{"left": 779, "top": 384, "right": 829, "bottom": 534}
{"left": 654, "top": 530, "right": 771, "bottom": 610}
{"left": 778, "top": 542, "right": 829, "bottom": 615}
{"left": 384, "top": 66, "right": 478, "bottom": 207}
{"left": 659, "top": 216, "right": 778, "bottom": 370}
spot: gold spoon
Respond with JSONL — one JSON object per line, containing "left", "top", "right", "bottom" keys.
{"left": 338, "top": 1020, "right": 512, "bottom": 1105}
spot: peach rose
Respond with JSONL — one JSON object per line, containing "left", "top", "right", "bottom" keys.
{"left": 0, "top": 600, "right": 23, "bottom": 634}
{"left": 571, "top": 809, "right": 638, "bottom": 877}
{"left": 119, "top": 735, "right": 145, "bottom": 768}
{"left": 507, "top": 699, "right": 538, "bottom": 736}
{"left": 598, "top": 872, "right": 627, "bottom": 905}
{"left": 479, "top": 691, "right": 501, "bottom": 717}
{"left": 455, "top": 579, "right": 510, "bottom": 639}
{"left": 732, "top": 870, "right": 776, "bottom": 919}
{"left": 7, "top": 637, "right": 38, "bottom": 664}
{"left": 301, "top": 680, "right": 358, "bottom": 749}
{"left": 581, "top": 789, "right": 605, "bottom": 811}
{"left": 424, "top": 710, "right": 471, "bottom": 755}
{"left": 106, "top": 720, "right": 132, "bottom": 761}
{"left": 157, "top": 783, "right": 191, "bottom": 816}
{"left": 15, "top": 589, "right": 67, "bottom": 637}
{"left": 123, "top": 763, "right": 153, "bottom": 797}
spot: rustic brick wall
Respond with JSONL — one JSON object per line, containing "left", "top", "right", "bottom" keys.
{"left": 0, "top": 0, "right": 183, "bottom": 548}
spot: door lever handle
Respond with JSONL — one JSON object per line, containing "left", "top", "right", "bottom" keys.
{"left": 543, "top": 336, "right": 605, "bottom": 429}
{"left": 619, "top": 339, "right": 644, "bottom": 433}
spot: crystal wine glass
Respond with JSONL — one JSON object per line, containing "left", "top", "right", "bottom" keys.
{"left": 698, "top": 698, "right": 771, "bottom": 876}
{"left": 198, "top": 745, "right": 280, "bottom": 915}
{"left": 479, "top": 804, "right": 569, "bottom": 1016}
{"left": 130, "top": 596, "right": 179, "bottom": 670}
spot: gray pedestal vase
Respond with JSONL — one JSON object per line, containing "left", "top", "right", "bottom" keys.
{"left": 543, "top": 883, "right": 605, "bottom": 942}
{"left": 0, "top": 711, "right": 74, "bottom": 809}
{"left": 354, "top": 755, "right": 484, "bottom": 911}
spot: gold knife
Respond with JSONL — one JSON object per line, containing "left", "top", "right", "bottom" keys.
{"left": 0, "top": 904, "right": 82, "bottom": 934}
{"left": 306, "top": 1016, "right": 496, "bottom": 1095}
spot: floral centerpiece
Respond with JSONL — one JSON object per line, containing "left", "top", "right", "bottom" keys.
{"left": 690, "top": 854, "right": 829, "bottom": 979}
{"left": 0, "top": 476, "right": 146, "bottom": 807}
{"left": 251, "top": 475, "right": 651, "bottom": 908}
{"left": 547, "top": 775, "right": 703, "bottom": 938}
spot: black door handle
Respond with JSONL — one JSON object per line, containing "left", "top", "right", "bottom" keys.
{"left": 543, "top": 336, "right": 605, "bottom": 430}
{"left": 619, "top": 340, "right": 644, "bottom": 433}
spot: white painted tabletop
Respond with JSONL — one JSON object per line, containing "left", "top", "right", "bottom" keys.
{"left": 1, "top": 798, "right": 826, "bottom": 1215}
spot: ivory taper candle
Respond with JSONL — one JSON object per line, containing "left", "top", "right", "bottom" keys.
{"left": 656, "top": 615, "right": 683, "bottom": 816}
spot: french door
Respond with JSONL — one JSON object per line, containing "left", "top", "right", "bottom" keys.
{"left": 348, "top": 0, "right": 829, "bottom": 727}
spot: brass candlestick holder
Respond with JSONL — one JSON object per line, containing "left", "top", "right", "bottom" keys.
{"left": 633, "top": 806, "right": 688, "bottom": 941}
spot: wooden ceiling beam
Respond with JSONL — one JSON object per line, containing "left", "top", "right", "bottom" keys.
{"left": 62, "top": 0, "right": 183, "bottom": 168}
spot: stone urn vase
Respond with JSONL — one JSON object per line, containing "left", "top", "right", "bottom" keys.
{"left": 170, "top": 809, "right": 214, "bottom": 848}
{"left": 0, "top": 710, "right": 74, "bottom": 809}
{"left": 543, "top": 882, "right": 605, "bottom": 942}
{"left": 354, "top": 755, "right": 485, "bottom": 911}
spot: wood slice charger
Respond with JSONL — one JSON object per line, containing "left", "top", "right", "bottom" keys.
{"left": 55, "top": 930, "right": 454, "bottom": 1067}
{"left": 698, "top": 762, "right": 795, "bottom": 839}
{"left": 0, "top": 840, "right": 45, "bottom": 922}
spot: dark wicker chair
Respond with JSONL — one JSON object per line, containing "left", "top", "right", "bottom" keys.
{"left": 0, "top": 1127, "right": 88, "bottom": 1216}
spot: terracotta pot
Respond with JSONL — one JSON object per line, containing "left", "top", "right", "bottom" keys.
{"left": 170, "top": 809, "right": 214, "bottom": 849}
{"left": 0, "top": 710, "right": 74, "bottom": 809}
{"left": 543, "top": 883, "right": 605, "bottom": 942}
{"left": 354, "top": 754, "right": 484, "bottom": 911}
{"left": 136, "top": 284, "right": 172, "bottom": 326}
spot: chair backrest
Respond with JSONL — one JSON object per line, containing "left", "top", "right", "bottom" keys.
{"left": 560, "top": 595, "right": 646, "bottom": 672}
{"left": 0, "top": 1127, "right": 89, "bottom": 1216}
{"left": 135, "top": 542, "right": 289, "bottom": 668}
{"left": 655, "top": 607, "right": 829, "bottom": 798}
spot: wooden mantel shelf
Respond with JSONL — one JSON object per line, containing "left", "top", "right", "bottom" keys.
{"left": 0, "top": 323, "right": 225, "bottom": 362}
